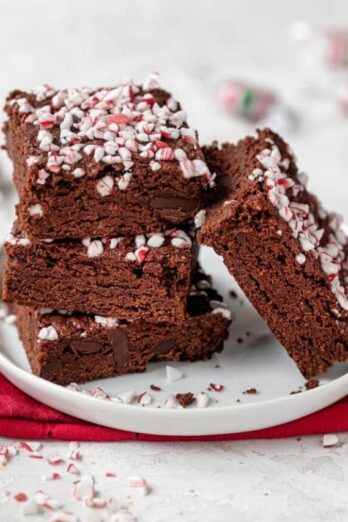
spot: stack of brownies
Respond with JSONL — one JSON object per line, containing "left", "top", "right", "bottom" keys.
{"left": 2, "top": 74, "right": 231, "bottom": 385}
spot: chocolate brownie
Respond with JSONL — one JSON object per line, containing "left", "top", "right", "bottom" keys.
{"left": 3, "top": 227, "right": 196, "bottom": 322}
{"left": 4, "top": 74, "right": 214, "bottom": 239}
{"left": 199, "top": 128, "right": 348, "bottom": 378}
{"left": 13, "top": 268, "right": 231, "bottom": 385}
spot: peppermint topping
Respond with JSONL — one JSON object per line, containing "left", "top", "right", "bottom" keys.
{"left": 253, "top": 138, "right": 348, "bottom": 311}
{"left": 137, "top": 392, "right": 154, "bottom": 406}
{"left": 194, "top": 209, "right": 206, "bottom": 229}
{"left": 81, "top": 229, "right": 192, "bottom": 261}
{"left": 84, "top": 239, "right": 104, "bottom": 258}
{"left": 127, "top": 477, "right": 150, "bottom": 496}
{"left": 146, "top": 233, "right": 165, "bottom": 248}
{"left": 38, "top": 325, "right": 59, "bottom": 341}
{"left": 96, "top": 175, "right": 114, "bottom": 196}
{"left": 209, "top": 299, "right": 232, "bottom": 319}
{"left": 296, "top": 253, "right": 307, "bottom": 265}
{"left": 37, "top": 169, "right": 49, "bottom": 184}
{"left": 6, "top": 233, "right": 30, "bottom": 247}
{"left": 28, "top": 204, "right": 43, "bottom": 217}
{"left": 166, "top": 365, "right": 184, "bottom": 383}
{"left": 196, "top": 392, "right": 211, "bottom": 408}
{"left": 95, "top": 315, "right": 119, "bottom": 328}
{"left": 11, "top": 74, "right": 212, "bottom": 187}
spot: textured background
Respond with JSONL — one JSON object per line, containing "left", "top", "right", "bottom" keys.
{"left": 0, "top": 1, "right": 348, "bottom": 520}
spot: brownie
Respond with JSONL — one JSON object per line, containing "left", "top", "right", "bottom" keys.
{"left": 4, "top": 75, "right": 214, "bottom": 239}
{"left": 3, "top": 227, "right": 196, "bottom": 323}
{"left": 13, "top": 268, "right": 231, "bottom": 385}
{"left": 199, "top": 128, "right": 348, "bottom": 378}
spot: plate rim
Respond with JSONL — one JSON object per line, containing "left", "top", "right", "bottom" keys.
{"left": 1, "top": 346, "right": 348, "bottom": 436}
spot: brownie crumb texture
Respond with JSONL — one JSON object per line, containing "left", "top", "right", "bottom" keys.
{"left": 305, "top": 378, "right": 320, "bottom": 390}
{"left": 242, "top": 387, "right": 258, "bottom": 395}
{"left": 175, "top": 392, "right": 196, "bottom": 408}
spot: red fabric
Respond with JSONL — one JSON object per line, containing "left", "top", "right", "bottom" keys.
{"left": 0, "top": 374, "right": 348, "bottom": 441}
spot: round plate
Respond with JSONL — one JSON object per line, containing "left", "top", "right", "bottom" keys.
{"left": 1, "top": 246, "right": 348, "bottom": 436}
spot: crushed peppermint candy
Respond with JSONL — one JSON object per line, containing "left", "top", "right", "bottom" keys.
{"left": 81, "top": 228, "right": 192, "bottom": 260}
{"left": 20, "top": 498, "right": 40, "bottom": 516}
{"left": 137, "top": 391, "right": 154, "bottom": 406}
{"left": 96, "top": 175, "right": 114, "bottom": 196}
{"left": 86, "top": 239, "right": 104, "bottom": 258}
{"left": 209, "top": 383, "right": 225, "bottom": 392}
{"left": 38, "top": 325, "right": 59, "bottom": 341}
{"left": 166, "top": 365, "right": 184, "bottom": 383}
{"left": 28, "top": 203, "right": 43, "bottom": 216}
{"left": 41, "top": 472, "right": 61, "bottom": 481}
{"left": 322, "top": 433, "right": 340, "bottom": 448}
{"left": 165, "top": 395, "right": 182, "bottom": 409}
{"left": 6, "top": 232, "right": 30, "bottom": 247}
{"left": 194, "top": 209, "right": 206, "bottom": 229}
{"left": 73, "top": 474, "right": 95, "bottom": 500}
{"left": 95, "top": 315, "right": 119, "bottom": 328}
{"left": 209, "top": 300, "right": 232, "bottom": 319}
{"left": 128, "top": 477, "right": 150, "bottom": 496}
{"left": 196, "top": 392, "right": 211, "bottom": 408}
{"left": 296, "top": 253, "right": 307, "bottom": 265}
{"left": 10, "top": 74, "right": 213, "bottom": 188}
{"left": 252, "top": 136, "right": 348, "bottom": 311}
{"left": 116, "top": 390, "right": 136, "bottom": 405}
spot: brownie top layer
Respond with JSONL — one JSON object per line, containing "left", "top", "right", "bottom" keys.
{"left": 4, "top": 73, "right": 214, "bottom": 192}
{"left": 202, "top": 128, "right": 348, "bottom": 313}
{"left": 33, "top": 266, "right": 231, "bottom": 341}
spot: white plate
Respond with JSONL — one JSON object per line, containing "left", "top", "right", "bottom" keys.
{"left": 1, "top": 245, "right": 348, "bottom": 437}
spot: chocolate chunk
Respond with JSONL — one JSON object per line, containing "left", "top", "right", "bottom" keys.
{"left": 153, "top": 339, "right": 175, "bottom": 354}
{"left": 70, "top": 340, "right": 102, "bottom": 354}
{"left": 108, "top": 328, "right": 129, "bottom": 366}
{"left": 150, "top": 196, "right": 199, "bottom": 213}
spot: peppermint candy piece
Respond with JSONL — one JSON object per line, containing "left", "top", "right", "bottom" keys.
{"left": 166, "top": 365, "right": 184, "bottom": 383}
{"left": 38, "top": 326, "right": 58, "bottom": 341}
{"left": 96, "top": 175, "right": 114, "bottom": 196}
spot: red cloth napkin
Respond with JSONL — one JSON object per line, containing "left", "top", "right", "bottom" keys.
{"left": 1, "top": 374, "right": 348, "bottom": 441}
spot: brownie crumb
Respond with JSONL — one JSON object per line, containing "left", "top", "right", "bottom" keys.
{"left": 237, "top": 337, "right": 243, "bottom": 343}
{"left": 229, "top": 290, "right": 238, "bottom": 299}
{"left": 150, "top": 384, "right": 161, "bottom": 392}
{"left": 290, "top": 389, "right": 302, "bottom": 395}
{"left": 175, "top": 392, "right": 196, "bottom": 408}
{"left": 305, "top": 378, "right": 320, "bottom": 390}
{"left": 243, "top": 387, "right": 258, "bottom": 395}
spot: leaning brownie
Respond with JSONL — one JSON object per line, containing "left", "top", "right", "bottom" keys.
{"left": 3, "top": 227, "right": 195, "bottom": 323}
{"left": 199, "top": 128, "right": 348, "bottom": 378}
{"left": 4, "top": 74, "right": 213, "bottom": 239}
{"left": 13, "top": 268, "right": 231, "bottom": 385}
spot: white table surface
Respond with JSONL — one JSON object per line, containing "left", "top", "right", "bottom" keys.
{"left": 0, "top": 1, "right": 348, "bottom": 520}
